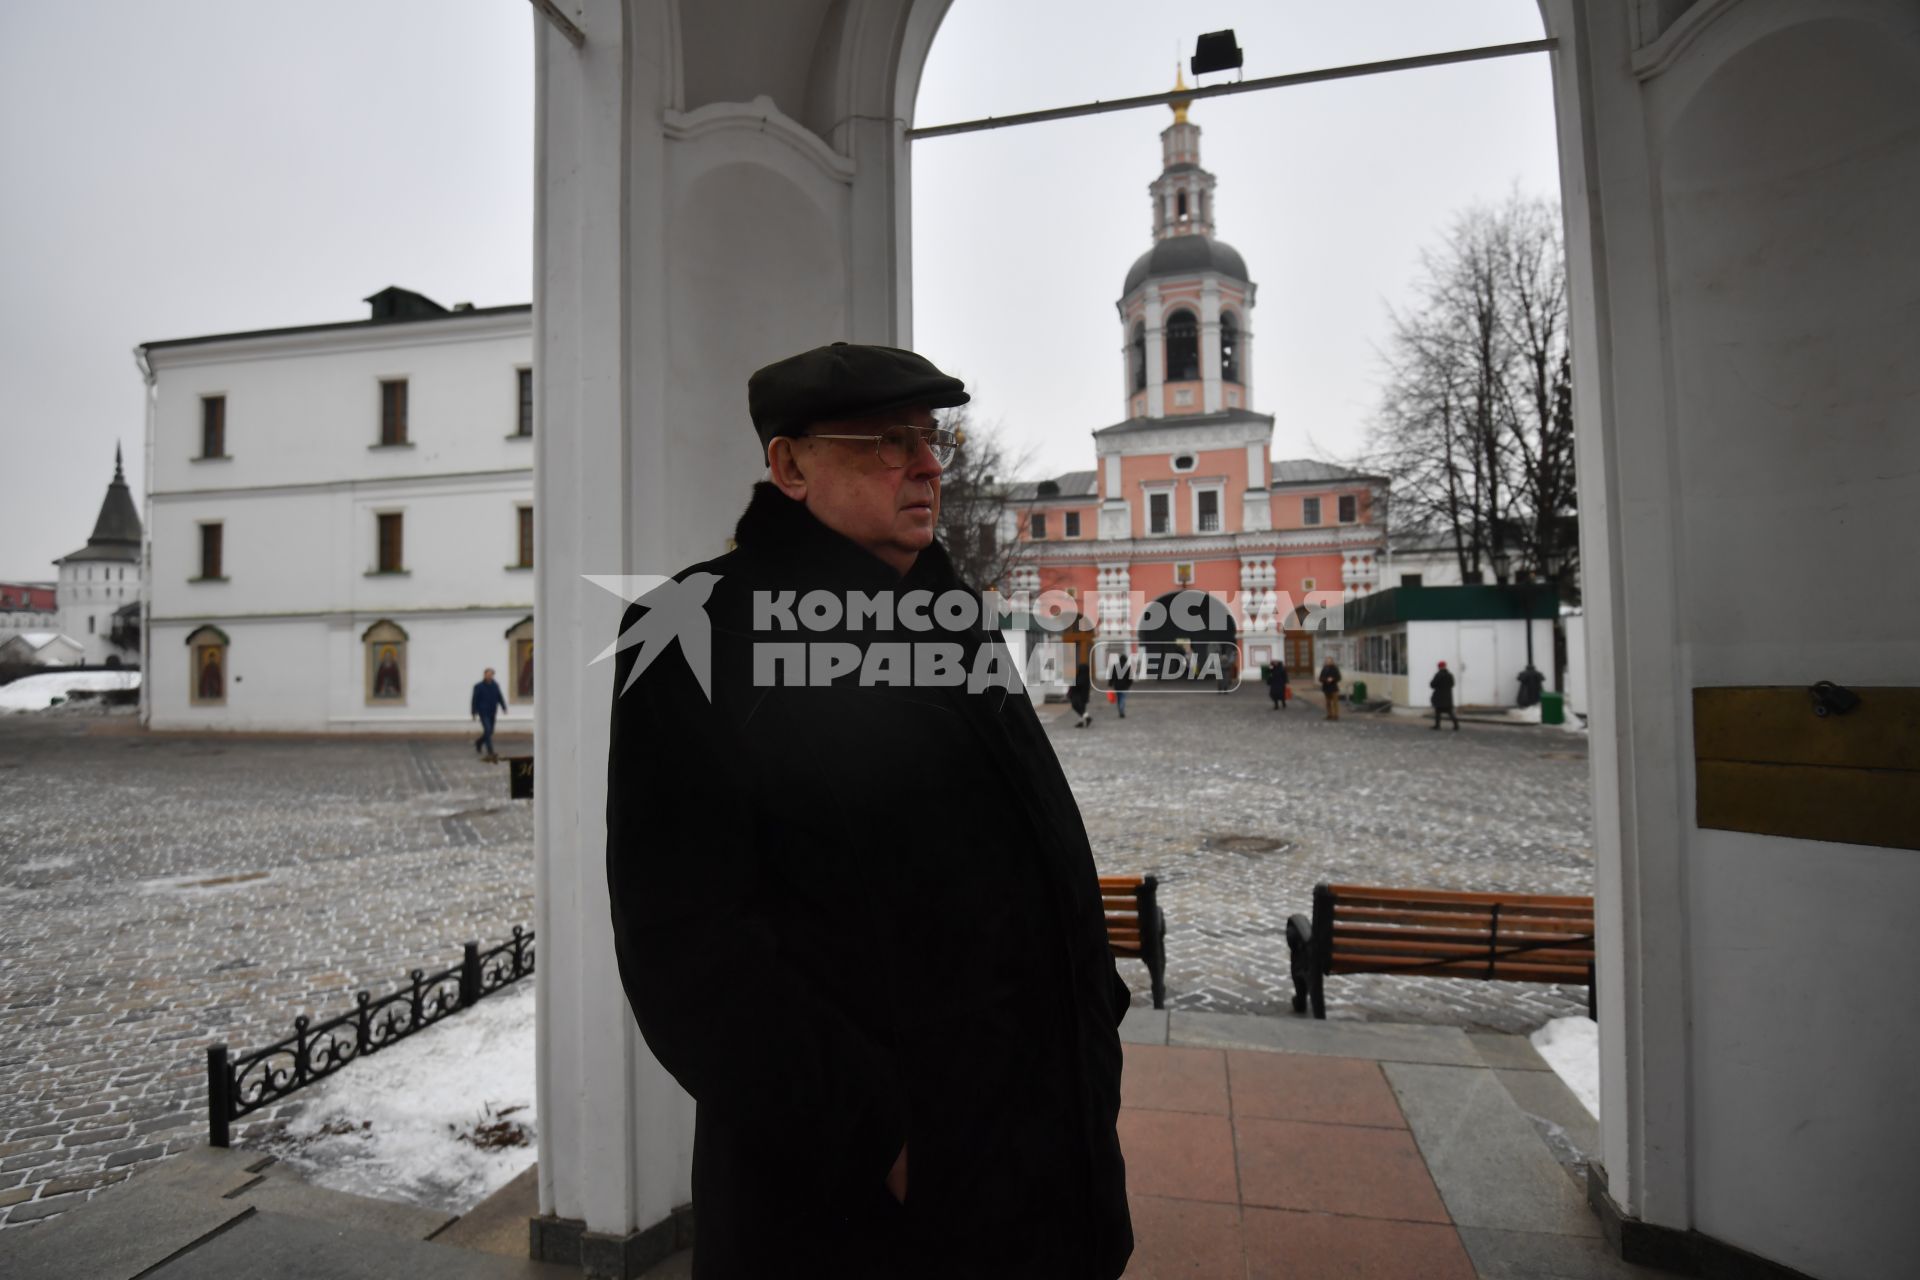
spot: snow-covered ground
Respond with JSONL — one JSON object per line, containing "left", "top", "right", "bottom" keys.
{"left": 259, "top": 980, "right": 1594, "bottom": 1217}
{"left": 0, "top": 669, "right": 140, "bottom": 712}
{"left": 254, "top": 981, "right": 537, "bottom": 1214}
{"left": 1531, "top": 1015, "right": 1600, "bottom": 1119}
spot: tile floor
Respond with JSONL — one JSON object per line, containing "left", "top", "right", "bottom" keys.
{"left": 1118, "top": 1041, "right": 1479, "bottom": 1278}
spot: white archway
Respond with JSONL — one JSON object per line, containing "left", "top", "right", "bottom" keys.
{"left": 531, "top": 5, "right": 1920, "bottom": 1276}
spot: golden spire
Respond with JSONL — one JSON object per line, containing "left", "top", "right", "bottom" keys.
{"left": 1171, "top": 63, "right": 1191, "bottom": 124}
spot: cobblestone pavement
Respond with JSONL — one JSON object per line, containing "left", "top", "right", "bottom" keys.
{"left": 1046, "top": 685, "right": 1594, "bottom": 1033}
{"left": 0, "top": 714, "right": 534, "bottom": 1228}
{"left": 0, "top": 688, "right": 1592, "bottom": 1229}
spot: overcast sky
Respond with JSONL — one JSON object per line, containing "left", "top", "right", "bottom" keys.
{"left": 0, "top": 1, "right": 1558, "bottom": 582}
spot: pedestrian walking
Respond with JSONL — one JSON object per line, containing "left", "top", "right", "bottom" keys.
{"left": 605, "top": 342, "right": 1132, "bottom": 1278}
{"left": 1068, "top": 616, "right": 1097, "bottom": 728}
{"left": 1430, "top": 660, "right": 1460, "bottom": 731}
{"left": 1266, "top": 659, "right": 1290, "bottom": 710}
{"left": 1108, "top": 655, "right": 1132, "bottom": 719}
{"left": 471, "top": 667, "right": 508, "bottom": 760}
{"left": 1318, "top": 658, "right": 1343, "bottom": 721}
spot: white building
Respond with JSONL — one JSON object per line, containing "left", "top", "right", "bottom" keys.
{"left": 50, "top": 448, "right": 145, "bottom": 666}
{"left": 1340, "top": 584, "right": 1557, "bottom": 709}
{"left": 140, "top": 287, "right": 534, "bottom": 732}
{"left": 0, "top": 582, "right": 60, "bottom": 649}
{"left": 0, "top": 632, "right": 87, "bottom": 668}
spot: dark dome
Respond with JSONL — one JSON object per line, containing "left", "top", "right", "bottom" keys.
{"left": 1123, "top": 235, "right": 1249, "bottom": 297}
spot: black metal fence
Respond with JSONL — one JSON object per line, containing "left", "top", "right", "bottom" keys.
{"left": 207, "top": 926, "right": 535, "bottom": 1147}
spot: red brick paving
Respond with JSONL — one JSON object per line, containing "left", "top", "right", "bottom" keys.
{"left": 1119, "top": 1043, "right": 1468, "bottom": 1279}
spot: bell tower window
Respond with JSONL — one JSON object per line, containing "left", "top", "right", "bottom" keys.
{"left": 1176, "top": 190, "right": 1188, "bottom": 223}
{"left": 1165, "top": 310, "right": 1199, "bottom": 382}
{"left": 1221, "top": 313, "right": 1241, "bottom": 382}
{"left": 1130, "top": 323, "right": 1146, "bottom": 393}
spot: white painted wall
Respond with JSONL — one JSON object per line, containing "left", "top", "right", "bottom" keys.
{"left": 531, "top": 0, "right": 952, "bottom": 1246}
{"left": 143, "top": 310, "right": 532, "bottom": 731}
{"left": 1547, "top": 3, "right": 1920, "bottom": 1275}
{"left": 1404, "top": 618, "right": 1554, "bottom": 708}
{"left": 147, "top": 613, "right": 533, "bottom": 734}
{"left": 1658, "top": 9, "right": 1920, "bottom": 1276}
{"left": 1563, "top": 611, "right": 1588, "bottom": 720}
{"left": 56, "top": 560, "right": 141, "bottom": 665}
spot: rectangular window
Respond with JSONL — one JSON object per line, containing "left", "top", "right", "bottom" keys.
{"left": 1064, "top": 511, "right": 1080, "bottom": 538}
{"left": 1149, "top": 492, "right": 1171, "bottom": 534}
{"left": 199, "top": 523, "right": 223, "bottom": 579}
{"left": 517, "top": 507, "right": 534, "bottom": 568}
{"left": 1197, "top": 489, "right": 1220, "bottom": 532}
{"left": 516, "top": 368, "right": 533, "bottom": 437}
{"left": 1302, "top": 497, "right": 1322, "bottom": 526}
{"left": 380, "top": 379, "right": 409, "bottom": 445}
{"left": 1401, "top": 573, "right": 1424, "bottom": 588}
{"left": 200, "top": 395, "right": 226, "bottom": 458}
{"left": 1339, "top": 494, "right": 1358, "bottom": 523}
{"left": 1030, "top": 513, "right": 1047, "bottom": 539}
{"left": 377, "top": 513, "right": 404, "bottom": 573}
{"left": 88, "top": 615, "right": 95, "bottom": 634}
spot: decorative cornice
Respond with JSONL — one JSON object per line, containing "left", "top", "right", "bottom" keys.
{"left": 1013, "top": 523, "right": 1385, "bottom": 565}
{"left": 141, "top": 309, "right": 531, "bottom": 370}
{"left": 663, "top": 96, "right": 856, "bottom": 183}
{"left": 1631, "top": 0, "right": 1739, "bottom": 81}
{"left": 1094, "top": 416, "right": 1271, "bottom": 456}
{"left": 150, "top": 603, "right": 534, "bottom": 627}
{"left": 150, "top": 467, "right": 532, "bottom": 502}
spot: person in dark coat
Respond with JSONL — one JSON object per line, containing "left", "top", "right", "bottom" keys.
{"left": 606, "top": 342, "right": 1133, "bottom": 1280}
{"left": 1107, "top": 652, "right": 1133, "bottom": 719}
{"left": 1266, "top": 658, "right": 1290, "bottom": 710}
{"left": 1067, "top": 618, "right": 1097, "bottom": 728}
{"left": 470, "top": 667, "right": 507, "bottom": 759}
{"left": 1430, "top": 659, "right": 1460, "bottom": 731}
{"left": 1318, "top": 658, "right": 1343, "bottom": 720}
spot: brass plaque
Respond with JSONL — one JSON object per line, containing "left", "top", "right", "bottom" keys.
{"left": 1693, "top": 687, "right": 1920, "bottom": 850}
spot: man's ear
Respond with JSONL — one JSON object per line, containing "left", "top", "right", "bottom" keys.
{"left": 767, "top": 437, "right": 808, "bottom": 500}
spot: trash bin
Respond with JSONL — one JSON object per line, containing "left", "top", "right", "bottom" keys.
{"left": 1351, "top": 680, "right": 1368, "bottom": 703}
{"left": 1541, "top": 691, "right": 1565, "bottom": 726}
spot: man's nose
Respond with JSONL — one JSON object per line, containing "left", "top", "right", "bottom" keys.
{"left": 905, "top": 433, "right": 942, "bottom": 479}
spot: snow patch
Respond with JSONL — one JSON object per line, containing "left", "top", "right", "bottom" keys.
{"left": 0, "top": 670, "right": 140, "bottom": 712}
{"left": 1531, "top": 1015, "right": 1599, "bottom": 1119}
{"left": 256, "top": 981, "right": 536, "bottom": 1214}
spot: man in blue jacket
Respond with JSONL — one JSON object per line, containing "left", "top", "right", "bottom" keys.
{"left": 471, "top": 667, "right": 508, "bottom": 760}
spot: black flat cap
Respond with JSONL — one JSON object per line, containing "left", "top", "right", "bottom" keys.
{"left": 748, "top": 342, "right": 969, "bottom": 448}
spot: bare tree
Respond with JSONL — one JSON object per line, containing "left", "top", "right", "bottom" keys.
{"left": 935, "top": 405, "right": 1029, "bottom": 593}
{"left": 1365, "top": 193, "right": 1577, "bottom": 591}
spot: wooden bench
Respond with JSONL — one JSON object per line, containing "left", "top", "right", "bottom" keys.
{"left": 1100, "top": 874, "right": 1168, "bottom": 1009}
{"left": 1286, "top": 883, "right": 1594, "bottom": 1019}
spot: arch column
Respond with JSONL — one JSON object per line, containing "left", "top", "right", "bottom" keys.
{"left": 1142, "top": 283, "right": 1166, "bottom": 419}
{"left": 532, "top": 1, "right": 952, "bottom": 1270}
{"left": 1199, "top": 278, "right": 1222, "bottom": 412}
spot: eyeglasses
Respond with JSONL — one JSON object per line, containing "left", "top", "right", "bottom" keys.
{"left": 801, "top": 424, "right": 960, "bottom": 468}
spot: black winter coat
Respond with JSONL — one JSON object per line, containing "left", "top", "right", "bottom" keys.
{"left": 1430, "top": 668, "right": 1456, "bottom": 710}
{"left": 606, "top": 483, "right": 1133, "bottom": 1279}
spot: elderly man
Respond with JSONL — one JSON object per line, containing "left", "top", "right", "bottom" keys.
{"left": 606, "top": 342, "right": 1133, "bottom": 1278}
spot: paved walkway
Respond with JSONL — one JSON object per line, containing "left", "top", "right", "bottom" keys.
{"left": 0, "top": 716, "right": 533, "bottom": 1227}
{"left": 0, "top": 1010, "right": 1660, "bottom": 1279}
{"left": 1049, "top": 685, "right": 1594, "bottom": 1030}
{"left": 0, "top": 689, "right": 1595, "bottom": 1229}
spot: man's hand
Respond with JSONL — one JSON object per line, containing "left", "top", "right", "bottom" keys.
{"left": 885, "top": 1142, "right": 908, "bottom": 1203}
